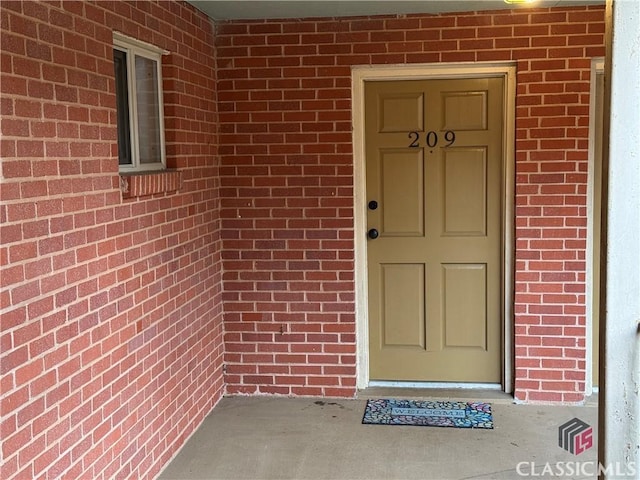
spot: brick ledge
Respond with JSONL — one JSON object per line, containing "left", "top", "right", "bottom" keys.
{"left": 119, "top": 170, "right": 182, "bottom": 198}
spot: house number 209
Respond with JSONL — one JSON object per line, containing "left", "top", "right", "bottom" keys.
{"left": 408, "top": 131, "right": 456, "bottom": 148}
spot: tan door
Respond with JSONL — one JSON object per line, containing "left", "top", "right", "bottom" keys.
{"left": 366, "top": 77, "right": 504, "bottom": 383}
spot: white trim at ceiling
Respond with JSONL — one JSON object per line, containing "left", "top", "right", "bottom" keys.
{"left": 187, "top": 0, "right": 604, "bottom": 21}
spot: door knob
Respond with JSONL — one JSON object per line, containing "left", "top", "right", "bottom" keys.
{"left": 368, "top": 228, "right": 379, "bottom": 239}
{"left": 368, "top": 200, "right": 378, "bottom": 210}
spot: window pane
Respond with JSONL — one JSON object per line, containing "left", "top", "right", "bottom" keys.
{"left": 134, "top": 55, "right": 162, "bottom": 165}
{"left": 113, "top": 49, "right": 132, "bottom": 166}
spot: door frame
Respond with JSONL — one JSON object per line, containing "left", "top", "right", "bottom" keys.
{"left": 585, "top": 57, "right": 605, "bottom": 396}
{"left": 352, "top": 62, "right": 516, "bottom": 392}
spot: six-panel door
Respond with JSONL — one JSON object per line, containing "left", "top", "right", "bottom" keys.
{"left": 365, "top": 77, "right": 504, "bottom": 383}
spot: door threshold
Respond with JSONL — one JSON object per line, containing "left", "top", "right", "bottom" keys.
{"left": 369, "top": 381, "right": 502, "bottom": 390}
{"left": 359, "top": 382, "right": 513, "bottom": 404}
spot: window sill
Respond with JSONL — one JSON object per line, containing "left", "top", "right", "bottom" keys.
{"left": 119, "top": 170, "right": 182, "bottom": 198}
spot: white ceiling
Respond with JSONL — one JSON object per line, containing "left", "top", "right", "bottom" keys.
{"left": 186, "top": 0, "right": 604, "bottom": 21}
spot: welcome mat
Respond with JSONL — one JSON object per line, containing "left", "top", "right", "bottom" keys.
{"left": 362, "top": 398, "right": 493, "bottom": 429}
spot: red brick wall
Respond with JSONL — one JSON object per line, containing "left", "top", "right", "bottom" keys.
{"left": 216, "top": 6, "right": 605, "bottom": 402}
{"left": 0, "top": 3, "right": 608, "bottom": 475}
{"left": 0, "top": 1, "right": 223, "bottom": 479}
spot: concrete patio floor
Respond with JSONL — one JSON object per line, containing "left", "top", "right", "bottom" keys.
{"left": 159, "top": 389, "right": 598, "bottom": 480}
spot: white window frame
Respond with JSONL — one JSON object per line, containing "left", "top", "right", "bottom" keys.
{"left": 113, "top": 33, "right": 167, "bottom": 172}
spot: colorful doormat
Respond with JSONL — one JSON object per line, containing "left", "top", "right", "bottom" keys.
{"left": 362, "top": 398, "right": 493, "bottom": 429}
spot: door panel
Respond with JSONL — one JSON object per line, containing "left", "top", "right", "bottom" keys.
{"left": 366, "top": 77, "right": 504, "bottom": 383}
{"left": 379, "top": 93, "right": 424, "bottom": 132}
{"left": 443, "top": 263, "right": 487, "bottom": 350}
{"left": 443, "top": 147, "right": 487, "bottom": 236}
{"left": 381, "top": 263, "right": 426, "bottom": 349}
{"left": 442, "top": 90, "right": 488, "bottom": 130}
{"left": 380, "top": 150, "right": 425, "bottom": 236}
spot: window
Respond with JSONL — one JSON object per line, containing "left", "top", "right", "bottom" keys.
{"left": 113, "top": 34, "right": 166, "bottom": 172}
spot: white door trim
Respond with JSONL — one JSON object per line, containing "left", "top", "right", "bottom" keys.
{"left": 352, "top": 62, "right": 517, "bottom": 392}
{"left": 585, "top": 57, "right": 605, "bottom": 396}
